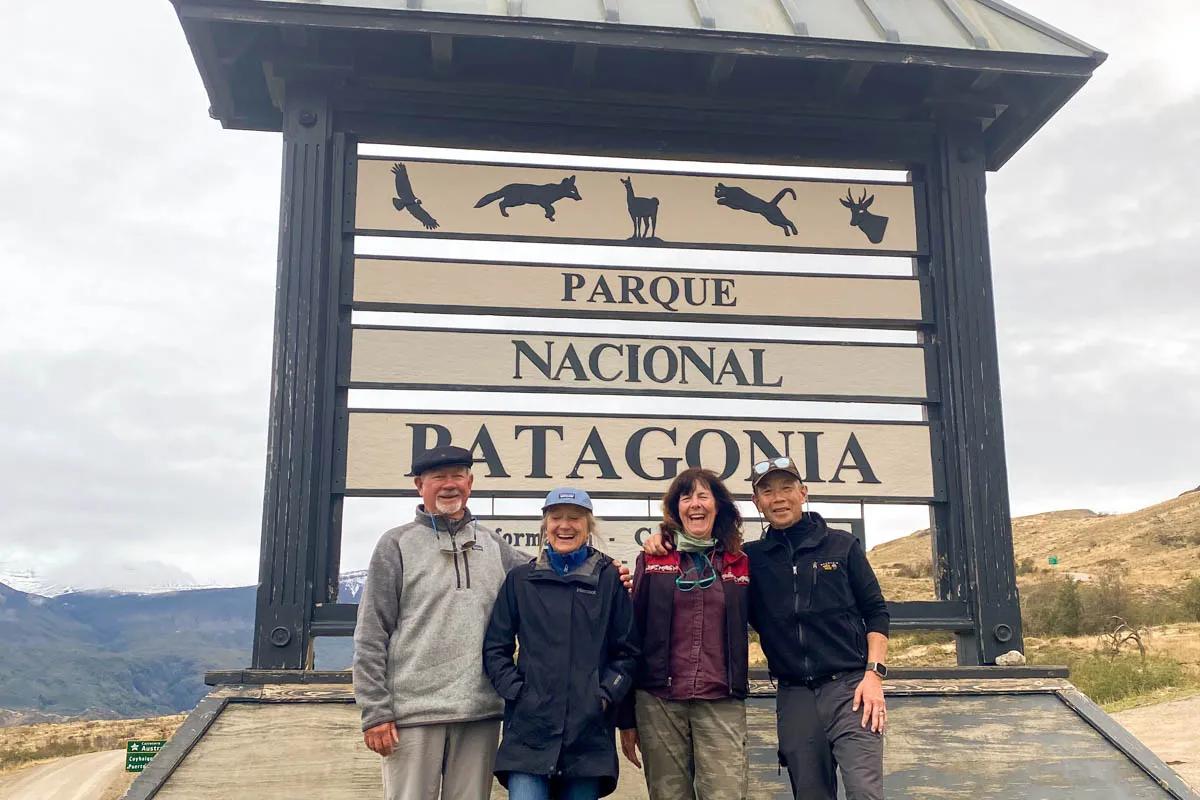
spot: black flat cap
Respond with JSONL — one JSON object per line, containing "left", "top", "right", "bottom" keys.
{"left": 412, "top": 445, "right": 474, "bottom": 475}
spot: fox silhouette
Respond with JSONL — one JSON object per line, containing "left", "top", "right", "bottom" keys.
{"left": 714, "top": 183, "right": 798, "bottom": 236}
{"left": 474, "top": 176, "right": 581, "bottom": 222}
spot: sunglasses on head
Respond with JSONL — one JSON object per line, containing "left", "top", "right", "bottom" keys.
{"left": 752, "top": 456, "right": 795, "bottom": 475}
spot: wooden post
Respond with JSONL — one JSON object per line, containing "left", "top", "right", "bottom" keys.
{"left": 251, "top": 85, "right": 343, "bottom": 669}
{"left": 922, "top": 118, "right": 1024, "bottom": 665}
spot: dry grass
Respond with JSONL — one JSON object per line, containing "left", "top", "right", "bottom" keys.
{"left": 869, "top": 492, "right": 1200, "bottom": 601}
{"left": 0, "top": 714, "right": 184, "bottom": 775}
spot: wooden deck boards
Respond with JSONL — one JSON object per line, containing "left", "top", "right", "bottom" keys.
{"left": 135, "top": 680, "right": 1193, "bottom": 799}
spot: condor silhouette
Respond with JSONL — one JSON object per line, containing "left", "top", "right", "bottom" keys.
{"left": 713, "top": 183, "right": 798, "bottom": 236}
{"left": 474, "top": 176, "right": 581, "bottom": 222}
{"left": 390, "top": 163, "right": 439, "bottom": 230}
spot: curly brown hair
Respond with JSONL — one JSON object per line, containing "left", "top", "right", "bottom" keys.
{"left": 659, "top": 467, "right": 743, "bottom": 555}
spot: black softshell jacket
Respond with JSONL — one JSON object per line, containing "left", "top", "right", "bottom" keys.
{"left": 745, "top": 513, "right": 889, "bottom": 682}
{"left": 483, "top": 548, "right": 640, "bottom": 796}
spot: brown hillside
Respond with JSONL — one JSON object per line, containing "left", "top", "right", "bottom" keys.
{"left": 869, "top": 492, "right": 1200, "bottom": 601}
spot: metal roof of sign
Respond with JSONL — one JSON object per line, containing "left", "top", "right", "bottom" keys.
{"left": 170, "top": 0, "right": 1104, "bottom": 169}
{"left": 254, "top": 0, "right": 1100, "bottom": 58}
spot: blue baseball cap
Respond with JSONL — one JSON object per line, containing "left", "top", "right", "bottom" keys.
{"left": 541, "top": 487, "right": 593, "bottom": 512}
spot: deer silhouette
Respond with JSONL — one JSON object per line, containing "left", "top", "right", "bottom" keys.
{"left": 840, "top": 188, "right": 889, "bottom": 244}
{"left": 621, "top": 177, "right": 659, "bottom": 240}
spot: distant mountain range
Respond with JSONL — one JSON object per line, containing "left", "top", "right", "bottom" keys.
{"left": 0, "top": 573, "right": 366, "bottom": 723}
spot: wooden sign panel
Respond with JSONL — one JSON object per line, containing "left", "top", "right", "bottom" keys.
{"left": 484, "top": 516, "right": 864, "bottom": 564}
{"left": 342, "top": 410, "right": 940, "bottom": 502}
{"left": 352, "top": 257, "right": 928, "bottom": 328}
{"left": 349, "top": 326, "right": 934, "bottom": 403}
{"left": 354, "top": 156, "right": 922, "bottom": 255}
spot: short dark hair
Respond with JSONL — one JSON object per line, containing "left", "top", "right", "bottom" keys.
{"left": 660, "top": 467, "right": 743, "bottom": 555}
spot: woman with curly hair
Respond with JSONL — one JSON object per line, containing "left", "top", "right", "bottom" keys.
{"left": 617, "top": 467, "right": 750, "bottom": 799}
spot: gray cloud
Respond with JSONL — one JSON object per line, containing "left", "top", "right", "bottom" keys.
{"left": 1, "top": 2, "right": 1197, "bottom": 587}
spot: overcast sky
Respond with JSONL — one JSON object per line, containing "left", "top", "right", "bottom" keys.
{"left": 1, "top": 2, "right": 1197, "bottom": 591}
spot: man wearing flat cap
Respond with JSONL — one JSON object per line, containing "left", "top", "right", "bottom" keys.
{"left": 353, "top": 446, "right": 630, "bottom": 799}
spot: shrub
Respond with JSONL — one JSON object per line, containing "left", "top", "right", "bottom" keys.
{"left": 894, "top": 561, "right": 932, "bottom": 579}
{"left": 1029, "top": 646, "right": 1185, "bottom": 706}
{"left": 1183, "top": 578, "right": 1200, "bottom": 622}
{"left": 1017, "top": 557, "right": 1038, "bottom": 576}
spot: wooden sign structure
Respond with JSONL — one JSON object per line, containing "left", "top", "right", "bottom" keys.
{"left": 165, "top": 0, "right": 1107, "bottom": 678}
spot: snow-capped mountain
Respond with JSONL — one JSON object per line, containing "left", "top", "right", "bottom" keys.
{"left": 338, "top": 569, "right": 368, "bottom": 603}
{"left": 0, "top": 564, "right": 76, "bottom": 598}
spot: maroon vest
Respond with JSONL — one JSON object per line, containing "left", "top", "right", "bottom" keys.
{"left": 631, "top": 549, "right": 750, "bottom": 699}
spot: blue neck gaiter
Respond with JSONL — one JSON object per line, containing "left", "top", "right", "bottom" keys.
{"left": 546, "top": 545, "right": 589, "bottom": 576}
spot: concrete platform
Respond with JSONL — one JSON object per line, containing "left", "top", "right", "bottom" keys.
{"left": 123, "top": 670, "right": 1197, "bottom": 799}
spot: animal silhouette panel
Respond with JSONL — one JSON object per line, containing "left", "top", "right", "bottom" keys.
{"left": 354, "top": 156, "right": 920, "bottom": 253}
{"left": 714, "top": 184, "right": 798, "bottom": 236}
{"left": 475, "top": 176, "right": 581, "bottom": 222}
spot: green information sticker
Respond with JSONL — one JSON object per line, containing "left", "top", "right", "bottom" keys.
{"left": 1048, "top": 556, "right": 1059, "bottom": 566}
{"left": 126, "top": 740, "right": 167, "bottom": 773}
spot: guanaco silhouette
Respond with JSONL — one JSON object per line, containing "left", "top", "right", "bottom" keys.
{"left": 839, "top": 188, "right": 889, "bottom": 244}
{"left": 620, "top": 177, "right": 659, "bottom": 240}
{"left": 714, "top": 183, "right": 798, "bottom": 236}
{"left": 474, "top": 176, "right": 581, "bottom": 222}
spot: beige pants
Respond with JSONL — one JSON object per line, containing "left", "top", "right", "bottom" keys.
{"left": 635, "top": 691, "right": 749, "bottom": 800}
{"left": 381, "top": 719, "right": 500, "bottom": 800}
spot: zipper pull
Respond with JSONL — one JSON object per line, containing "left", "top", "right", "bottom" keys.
{"left": 792, "top": 564, "right": 798, "bottom": 575}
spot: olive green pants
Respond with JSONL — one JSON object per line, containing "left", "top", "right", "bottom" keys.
{"left": 634, "top": 691, "right": 748, "bottom": 800}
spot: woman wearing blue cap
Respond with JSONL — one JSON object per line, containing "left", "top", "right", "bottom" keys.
{"left": 483, "top": 487, "right": 640, "bottom": 800}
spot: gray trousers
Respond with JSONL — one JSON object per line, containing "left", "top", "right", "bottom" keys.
{"left": 776, "top": 675, "right": 884, "bottom": 800}
{"left": 634, "top": 691, "right": 749, "bottom": 800}
{"left": 381, "top": 719, "right": 500, "bottom": 800}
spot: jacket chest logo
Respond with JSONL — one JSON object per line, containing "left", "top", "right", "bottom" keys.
{"left": 819, "top": 561, "right": 840, "bottom": 572}
{"left": 721, "top": 570, "right": 749, "bottom": 584}
{"left": 645, "top": 563, "right": 677, "bottom": 574}
{"left": 576, "top": 587, "right": 597, "bottom": 595}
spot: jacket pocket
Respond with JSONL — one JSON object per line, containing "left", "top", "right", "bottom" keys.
{"left": 809, "top": 559, "right": 855, "bottom": 612}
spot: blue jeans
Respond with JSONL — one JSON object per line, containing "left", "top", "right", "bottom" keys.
{"left": 506, "top": 772, "right": 600, "bottom": 800}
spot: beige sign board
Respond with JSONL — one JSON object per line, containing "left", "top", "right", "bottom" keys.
{"left": 485, "top": 517, "right": 864, "bottom": 564}
{"left": 354, "top": 156, "right": 921, "bottom": 255}
{"left": 349, "top": 326, "right": 933, "bottom": 403}
{"left": 482, "top": 517, "right": 658, "bottom": 564}
{"left": 352, "top": 257, "right": 927, "bottom": 328}
{"left": 343, "top": 411, "right": 939, "bottom": 502}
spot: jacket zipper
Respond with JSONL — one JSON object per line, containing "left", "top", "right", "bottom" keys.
{"left": 451, "top": 546, "right": 462, "bottom": 590}
{"left": 462, "top": 548, "right": 472, "bottom": 588}
{"left": 792, "top": 562, "right": 808, "bottom": 680}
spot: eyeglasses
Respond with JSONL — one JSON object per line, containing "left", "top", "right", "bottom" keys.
{"left": 675, "top": 552, "right": 717, "bottom": 592}
{"left": 752, "top": 456, "right": 795, "bottom": 475}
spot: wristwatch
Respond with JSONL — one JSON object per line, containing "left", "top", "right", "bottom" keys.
{"left": 866, "top": 661, "right": 888, "bottom": 679}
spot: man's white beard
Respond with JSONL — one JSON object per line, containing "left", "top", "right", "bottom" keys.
{"left": 434, "top": 497, "right": 464, "bottom": 516}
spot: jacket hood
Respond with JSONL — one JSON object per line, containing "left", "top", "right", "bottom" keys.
{"left": 531, "top": 546, "right": 606, "bottom": 587}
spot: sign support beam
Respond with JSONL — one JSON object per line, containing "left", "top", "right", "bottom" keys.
{"left": 251, "top": 85, "right": 343, "bottom": 670}
{"left": 924, "top": 119, "right": 1023, "bottom": 665}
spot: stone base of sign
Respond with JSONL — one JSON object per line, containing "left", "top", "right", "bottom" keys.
{"left": 122, "top": 669, "right": 1194, "bottom": 800}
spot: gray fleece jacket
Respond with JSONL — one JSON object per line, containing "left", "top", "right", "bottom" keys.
{"left": 352, "top": 506, "right": 530, "bottom": 731}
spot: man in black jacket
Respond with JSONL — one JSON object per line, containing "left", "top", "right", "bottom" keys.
{"left": 745, "top": 457, "right": 889, "bottom": 800}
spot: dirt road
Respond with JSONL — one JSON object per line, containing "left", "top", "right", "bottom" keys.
{"left": 1113, "top": 694, "right": 1200, "bottom": 791}
{"left": 0, "top": 749, "right": 125, "bottom": 800}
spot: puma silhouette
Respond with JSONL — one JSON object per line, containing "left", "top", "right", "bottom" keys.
{"left": 714, "top": 183, "right": 798, "bottom": 236}
{"left": 621, "top": 177, "right": 659, "bottom": 240}
{"left": 474, "top": 176, "right": 581, "bottom": 222}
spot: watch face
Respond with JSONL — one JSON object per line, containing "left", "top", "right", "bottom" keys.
{"left": 870, "top": 662, "right": 888, "bottom": 678}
